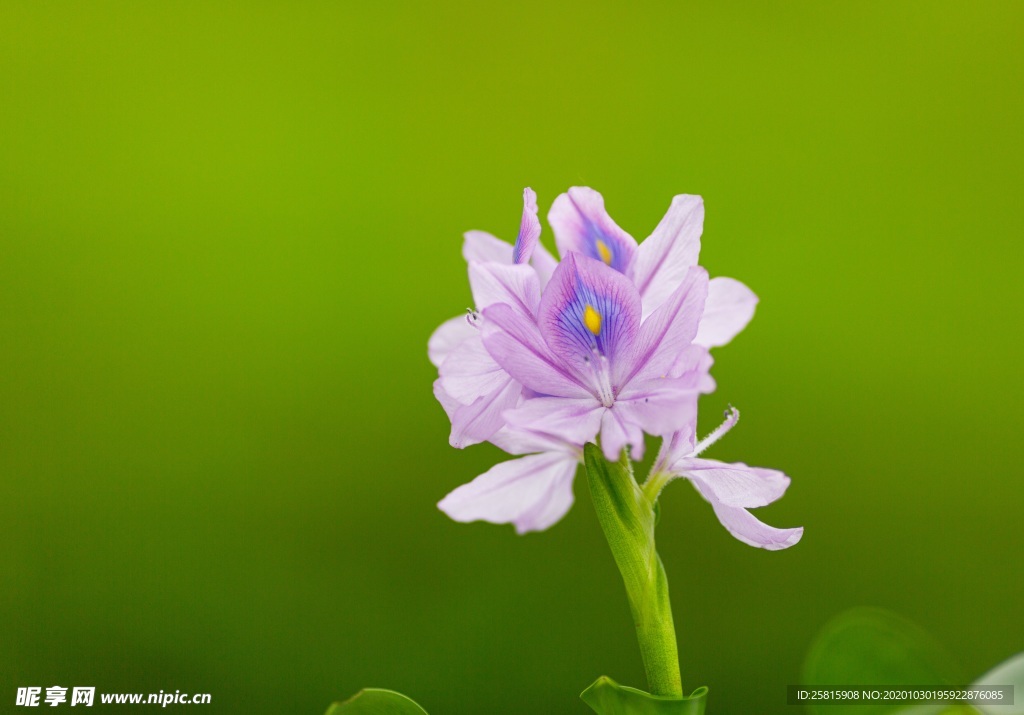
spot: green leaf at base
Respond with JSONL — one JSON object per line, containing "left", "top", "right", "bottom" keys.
{"left": 581, "top": 676, "right": 708, "bottom": 715}
{"left": 325, "top": 689, "right": 429, "bottom": 715}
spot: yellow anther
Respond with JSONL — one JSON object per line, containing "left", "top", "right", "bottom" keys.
{"left": 584, "top": 304, "right": 602, "bottom": 336}
{"left": 596, "top": 240, "right": 613, "bottom": 265}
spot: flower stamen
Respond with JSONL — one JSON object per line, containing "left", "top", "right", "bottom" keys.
{"left": 691, "top": 406, "right": 740, "bottom": 457}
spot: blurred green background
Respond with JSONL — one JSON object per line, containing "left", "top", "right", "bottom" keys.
{"left": 2, "top": 2, "right": 1021, "bottom": 713}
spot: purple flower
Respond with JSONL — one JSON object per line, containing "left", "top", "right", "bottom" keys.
{"left": 429, "top": 187, "right": 778, "bottom": 534}
{"left": 482, "top": 252, "right": 712, "bottom": 461}
{"left": 651, "top": 408, "right": 804, "bottom": 550}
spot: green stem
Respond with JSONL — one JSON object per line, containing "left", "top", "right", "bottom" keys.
{"left": 584, "top": 444, "right": 683, "bottom": 697}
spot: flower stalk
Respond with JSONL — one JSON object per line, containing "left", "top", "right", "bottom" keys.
{"left": 584, "top": 444, "right": 682, "bottom": 698}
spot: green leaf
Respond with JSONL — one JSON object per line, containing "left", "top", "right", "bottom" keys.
{"left": 802, "top": 608, "right": 963, "bottom": 715}
{"left": 325, "top": 689, "right": 429, "bottom": 715}
{"left": 584, "top": 444, "right": 682, "bottom": 697}
{"left": 581, "top": 676, "right": 708, "bottom": 715}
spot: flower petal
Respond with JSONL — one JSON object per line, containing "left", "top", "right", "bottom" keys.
{"left": 480, "top": 303, "right": 590, "bottom": 398}
{"left": 613, "top": 377, "right": 703, "bottom": 443}
{"left": 463, "top": 230, "right": 513, "bottom": 264}
{"left": 438, "top": 452, "right": 579, "bottom": 534}
{"left": 599, "top": 407, "right": 645, "bottom": 460}
{"left": 548, "top": 187, "right": 637, "bottom": 273}
{"left": 512, "top": 187, "right": 541, "bottom": 265}
{"left": 438, "top": 334, "right": 510, "bottom": 404}
{"left": 428, "top": 315, "right": 476, "bottom": 368}
{"left": 624, "top": 266, "right": 708, "bottom": 385}
{"left": 704, "top": 500, "right": 803, "bottom": 551}
{"left": 440, "top": 376, "right": 521, "bottom": 448}
{"left": 685, "top": 464, "right": 803, "bottom": 550}
{"left": 488, "top": 425, "right": 578, "bottom": 457}
{"left": 694, "top": 276, "right": 758, "bottom": 348}
{"left": 468, "top": 262, "right": 540, "bottom": 317}
{"left": 632, "top": 194, "right": 704, "bottom": 319}
{"left": 530, "top": 241, "right": 559, "bottom": 288}
{"left": 502, "top": 396, "right": 604, "bottom": 446}
{"left": 537, "top": 252, "right": 642, "bottom": 381}
{"left": 676, "top": 458, "right": 790, "bottom": 508}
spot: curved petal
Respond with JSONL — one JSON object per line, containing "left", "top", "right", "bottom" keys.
{"left": 538, "top": 252, "right": 641, "bottom": 381}
{"left": 512, "top": 187, "right": 541, "bottom": 265}
{"left": 428, "top": 315, "right": 476, "bottom": 368}
{"left": 463, "top": 230, "right": 512, "bottom": 264}
{"left": 502, "top": 396, "right": 604, "bottom": 447}
{"left": 468, "top": 262, "right": 540, "bottom": 317}
{"left": 632, "top": 194, "right": 704, "bottom": 319}
{"left": 438, "top": 334, "right": 510, "bottom": 404}
{"left": 548, "top": 187, "right": 637, "bottom": 273}
{"left": 705, "top": 500, "right": 804, "bottom": 551}
{"left": 687, "top": 468, "right": 803, "bottom": 550}
{"left": 480, "top": 303, "right": 590, "bottom": 398}
{"left": 694, "top": 276, "right": 758, "bottom": 348}
{"left": 676, "top": 458, "right": 790, "bottom": 508}
{"left": 624, "top": 266, "right": 708, "bottom": 385}
{"left": 438, "top": 452, "right": 579, "bottom": 534}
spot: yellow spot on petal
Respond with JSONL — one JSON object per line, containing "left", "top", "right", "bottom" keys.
{"left": 596, "top": 240, "right": 613, "bottom": 265}
{"left": 584, "top": 304, "right": 602, "bottom": 336}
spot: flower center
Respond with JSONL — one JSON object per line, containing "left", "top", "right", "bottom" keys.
{"left": 584, "top": 349, "right": 616, "bottom": 408}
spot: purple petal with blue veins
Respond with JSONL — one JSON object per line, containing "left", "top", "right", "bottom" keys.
{"left": 538, "top": 252, "right": 641, "bottom": 385}
{"left": 548, "top": 187, "right": 637, "bottom": 274}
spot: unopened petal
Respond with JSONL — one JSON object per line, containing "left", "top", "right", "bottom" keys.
{"left": 512, "top": 187, "right": 542, "bottom": 265}
{"left": 632, "top": 194, "right": 704, "bottom": 319}
{"left": 548, "top": 187, "right": 637, "bottom": 274}
{"left": 438, "top": 452, "right": 578, "bottom": 534}
{"left": 694, "top": 277, "right": 758, "bottom": 348}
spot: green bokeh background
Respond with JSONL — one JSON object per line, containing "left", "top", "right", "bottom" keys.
{"left": 2, "top": 3, "right": 1021, "bottom": 713}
